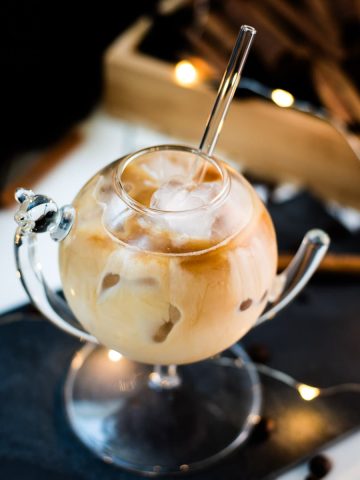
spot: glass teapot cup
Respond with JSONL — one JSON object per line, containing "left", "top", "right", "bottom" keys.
{"left": 14, "top": 145, "right": 329, "bottom": 475}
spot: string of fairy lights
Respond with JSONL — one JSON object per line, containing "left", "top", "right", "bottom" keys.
{"left": 255, "top": 363, "right": 360, "bottom": 401}
{"left": 106, "top": 347, "right": 360, "bottom": 402}
{"left": 228, "top": 344, "right": 360, "bottom": 402}
{"left": 2, "top": 311, "right": 359, "bottom": 402}
{"left": 174, "top": 59, "right": 295, "bottom": 108}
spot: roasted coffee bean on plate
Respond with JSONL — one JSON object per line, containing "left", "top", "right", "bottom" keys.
{"left": 247, "top": 343, "right": 271, "bottom": 364}
{"left": 250, "top": 416, "right": 276, "bottom": 442}
{"left": 309, "top": 453, "right": 332, "bottom": 478}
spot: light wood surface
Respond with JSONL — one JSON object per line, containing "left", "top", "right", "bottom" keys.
{"left": 103, "top": 18, "right": 360, "bottom": 210}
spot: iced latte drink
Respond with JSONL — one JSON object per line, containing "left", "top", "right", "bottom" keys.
{"left": 59, "top": 146, "right": 277, "bottom": 364}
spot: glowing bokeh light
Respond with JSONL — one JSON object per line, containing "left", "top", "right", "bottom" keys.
{"left": 108, "top": 350, "right": 123, "bottom": 362}
{"left": 297, "top": 383, "right": 320, "bottom": 401}
{"left": 271, "top": 88, "right": 295, "bottom": 108}
{"left": 174, "top": 60, "right": 198, "bottom": 86}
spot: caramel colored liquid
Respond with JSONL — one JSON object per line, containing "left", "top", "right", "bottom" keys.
{"left": 59, "top": 155, "right": 277, "bottom": 364}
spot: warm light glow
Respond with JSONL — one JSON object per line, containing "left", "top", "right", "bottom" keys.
{"left": 298, "top": 383, "right": 320, "bottom": 401}
{"left": 180, "top": 464, "right": 189, "bottom": 472}
{"left": 108, "top": 350, "right": 123, "bottom": 362}
{"left": 277, "top": 408, "right": 325, "bottom": 447}
{"left": 149, "top": 372, "right": 161, "bottom": 383}
{"left": 71, "top": 352, "right": 83, "bottom": 370}
{"left": 174, "top": 60, "right": 198, "bottom": 86}
{"left": 271, "top": 88, "right": 295, "bottom": 108}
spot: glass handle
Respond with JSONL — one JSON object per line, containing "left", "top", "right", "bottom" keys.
{"left": 14, "top": 188, "right": 97, "bottom": 343}
{"left": 257, "top": 229, "right": 330, "bottom": 325}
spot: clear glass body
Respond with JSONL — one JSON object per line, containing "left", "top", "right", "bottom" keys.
{"left": 59, "top": 146, "right": 277, "bottom": 365}
{"left": 13, "top": 144, "right": 329, "bottom": 474}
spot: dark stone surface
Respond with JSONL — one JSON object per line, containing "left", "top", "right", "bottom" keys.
{"left": 1, "top": 273, "right": 360, "bottom": 480}
{"left": 1, "top": 1, "right": 158, "bottom": 187}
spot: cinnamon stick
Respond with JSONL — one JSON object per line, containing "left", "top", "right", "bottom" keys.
{"left": 224, "top": 0, "right": 308, "bottom": 60}
{"left": 205, "top": 8, "right": 291, "bottom": 66}
{"left": 262, "top": 0, "right": 344, "bottom": 60}
{"left": 205, "top": 13, "right": 237, "bottom": 53}
{"left": 184, "top": 29, "right": 226, "bottom": 72}
{"left": 304, "top": 0, "right": 341, "bottom": 47}
{"left": 278, "top": 253, "right": 360, "bottom": 274}
{"left": 312, "top": 59, "right": 360, "bottom": 124}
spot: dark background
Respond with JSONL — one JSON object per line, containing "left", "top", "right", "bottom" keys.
{"left": 0, "top": 1, "right": 157, "bottom": 189}
{"left": 2, "top": 0, "right": 359, "bottom": 193}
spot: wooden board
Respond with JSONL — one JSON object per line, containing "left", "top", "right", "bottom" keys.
{"left": 103, "top": 18, "right": 360, "bottom": 210}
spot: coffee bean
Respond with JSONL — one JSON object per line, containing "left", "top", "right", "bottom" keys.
{"left": 240, "top": 298, "right": 253, "bottom": 311}
{"left": 247, "top": 343, "right": 271, "bottom": 363}
{"left": 101, "top": 273, "right": 120, "bottom": 290}
{"left": 309, "top": 454, "right": 332, "bottom": 478}
{"left": 251, "top": 416, "right": 275, "bottom": 442}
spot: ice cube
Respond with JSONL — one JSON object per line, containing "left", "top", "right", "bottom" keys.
{"left": 150, "top": 178, "right": 221, "bottom": 238}
{"left": 151, "top": 178, "right": 220, "bottom": 211}
{"left": 141, "top": 153, "right": 194, "bottom": 183}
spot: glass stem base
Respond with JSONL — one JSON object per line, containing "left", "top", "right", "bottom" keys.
{"left": 64, "top": 344, "right": 261, "bottom": 476}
